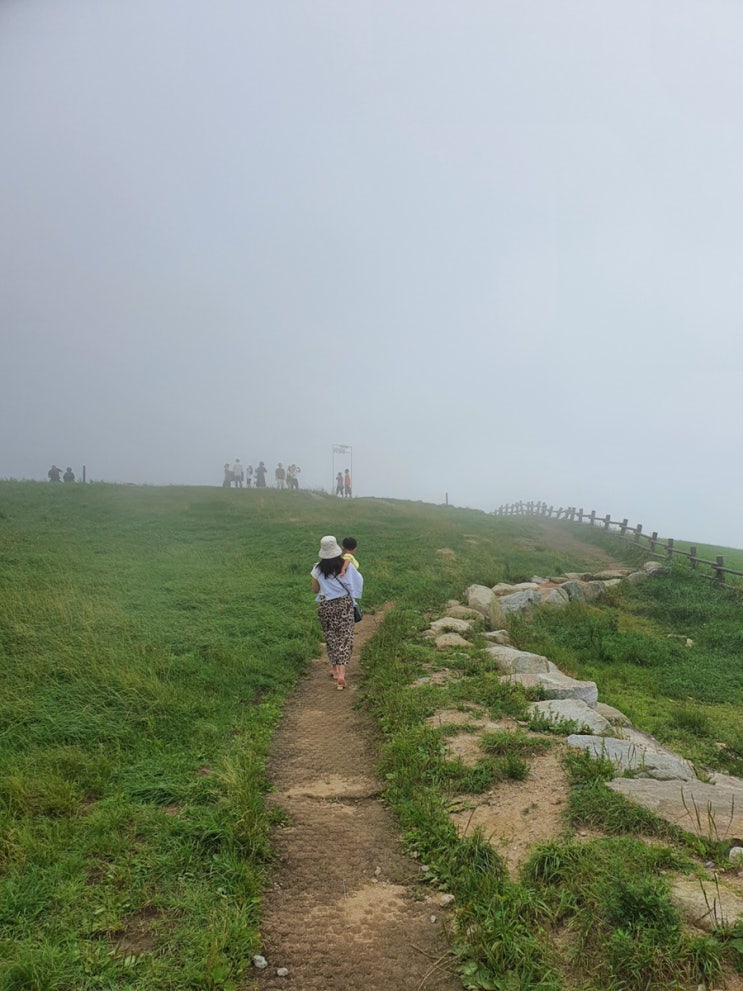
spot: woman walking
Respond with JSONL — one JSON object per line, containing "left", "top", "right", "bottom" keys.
{"left": 310, "top": 535, "right": 363, "bottom": 689}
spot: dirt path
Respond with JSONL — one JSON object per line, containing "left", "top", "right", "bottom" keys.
{"left": 253, "top": 608, "right": 462, "bottom": 991}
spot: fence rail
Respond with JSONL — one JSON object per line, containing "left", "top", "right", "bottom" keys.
{"left": 492, "top": 501, "right": 743, "bottom": 584}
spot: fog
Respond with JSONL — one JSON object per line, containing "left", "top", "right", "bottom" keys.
{"left": 2, "top": 1, "right": 742, "bottom": 545}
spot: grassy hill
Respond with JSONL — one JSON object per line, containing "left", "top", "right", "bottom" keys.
{"left": 2, "top": 481, "right": 742, "bottom": 990}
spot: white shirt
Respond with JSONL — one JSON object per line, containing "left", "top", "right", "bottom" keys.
{"left": 310, "top": 562, "right": 363, "bottom": 603}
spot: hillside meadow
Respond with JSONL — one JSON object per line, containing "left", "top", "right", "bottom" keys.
{"left": 2, "top": 480, "right": 743, "bottom": 990}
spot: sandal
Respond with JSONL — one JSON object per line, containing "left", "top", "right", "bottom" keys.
{"left": 336, "top": 681, "right": 346, "bottom": 690}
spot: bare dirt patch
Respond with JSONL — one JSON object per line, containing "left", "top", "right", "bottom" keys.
{"left": 253, "top": 608, "right": 462, "bottom": 991}
{"left": 448, "top": 745, "right": 571, "bottom": 877}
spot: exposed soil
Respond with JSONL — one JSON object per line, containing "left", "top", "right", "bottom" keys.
{"left": 252, "top": 607, "right": 462, "bottom": 991}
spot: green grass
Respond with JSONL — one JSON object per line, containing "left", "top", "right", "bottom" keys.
{"left": 2, "top": 481, "right": 743, "bottom": 989}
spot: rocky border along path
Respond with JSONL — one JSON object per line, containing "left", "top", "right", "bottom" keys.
{"left": 252, "top": 608, "right": 462, "bottom": 991}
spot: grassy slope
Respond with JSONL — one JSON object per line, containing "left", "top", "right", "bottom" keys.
{"left": 1, "top": 481, "right": 742, "bottom": 990}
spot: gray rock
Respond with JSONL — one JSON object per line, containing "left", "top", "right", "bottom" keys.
{"left": 528, "top": 699, "right": 612, "bottom": 735}
{"left": 488, "top": 597, "right": 506, "bottom": 629}
{"left": 644, "top": 560, "right": 668, "bottom": 574}
{"left": 430, "top": 617, "right": 473, "bottom": 634}
{"left": 561, "top": 580, "right": 588, "bottom": 602}
{"left": 530, "top": 576, "right": 548, "bottom": 585}
{"left": 483, "top": 629, "right": 511, "bottom": 644}
{"left": 539, "top": 587, "right": 570, "bottom": 607}
{"left": 728, "top": 846, "right": 743, "bottom": 865}
{"left": 583, "top": 581, "right": 606, "bottom": 602}
{"left": 567, "top": 734, "right": 696, "bottom": 780}
{"left": 671, "top": 876, "right": 743, "bottom": 931}
{"left": 497, "top": 589, "right": 540, "bottom": 614}
{"left": 491, "top": 582, "right": 517, "bottom": 595}
{"left": 593, "top": 570, "right": 629, "bottom": 580}
{"left": 435, "top": 632, "right": 470, "bottom": 650}
{"left": 607, "top": 777, "right": 743, "bottom": 840}
{"left": 595, "top": 702, "right": 632, "bottom": 727}
{"left": 276, "top": 967, "right": 289, "bottom": 977}
{"left": 486, "top": 645, "right": 551, "bottom": 674}
{"left": 537, "top": 672, "right": 598, "bottom": 706}
{"left": 252, "top": 956, "right": 268, "bottom": 969}
{"left": 442, "top": 604, "right": 483, "bottom": 620}
{"left": 464, "top": 584, "right": 494, "bottom": 616}
{"left": 626, "top": 570, "right": 648, "bottom": 585}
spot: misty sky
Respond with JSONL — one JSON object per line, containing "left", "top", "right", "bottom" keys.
{"left": 2, "top": 1, "right": 742, "bottom": 546}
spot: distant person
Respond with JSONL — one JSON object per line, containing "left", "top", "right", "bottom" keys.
{"left": 48, "top": 465, "right": 62, "bottom": 482}
{"left": 63, "top": 467, "right": 75, "bottom": 483}
{"left": 335, "top": 472, "right": 344, "bottom": 496}
{"left": 310, "top": 535, "right": 363, "bottom": 689}
{"left": 275, "top": 463, "right": 286, "bottom": 489}
{"left": 255, "top": 461, "right": 267, "bottom": 487}
{"left": 232, "top": 459, "right": 244, "bottom": 488}
{"left": 222, "top": 463, "right": 232, "bottom": 488}
{"left": 287, "top": 464, "right": 300, "bottom": 490}
{"left": 344, "top": 468, "right": 352, "bottom": 498}
{"left": 245, "top": 464, "right": 253, "bottom": 487}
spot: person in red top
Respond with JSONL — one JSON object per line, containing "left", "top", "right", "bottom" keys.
{"left": 343, "top": 469, "right": 352, "bottom": 498}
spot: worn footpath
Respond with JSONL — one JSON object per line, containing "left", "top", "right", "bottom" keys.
{"left": 252, "top": 608, "right": 462, "bottom": 991}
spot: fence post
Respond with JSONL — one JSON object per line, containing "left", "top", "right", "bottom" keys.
{"left": 715, "top": 556, "right": 725, "bottom": 583}
{"left": 650, "top": 531, "right": 658, "bottom": 553}
{"left": 603, "top": 515, "right": 611, "bottom": 530}
{"left": 578, "top": 507, "right": 584, "bottom": 523}
{"left": 666, "top": 538, "right": 674, "bottom": 559}
{"left": 620, "top": 518, "right": 628, "bottom": 537}
{"left": 634, "top": 523, "right": 643, "bottom": 543}
{"left": 589, "top": 510, "right": 596, "bottom": 526}
{"left": 689, "top": 546, "right": 697, "bottom": 570}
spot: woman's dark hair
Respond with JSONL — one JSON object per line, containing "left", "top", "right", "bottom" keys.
{"left": 317, "top": 556, "right": 344, "bottom": 578}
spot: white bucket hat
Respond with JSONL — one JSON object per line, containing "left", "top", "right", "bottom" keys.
{"left": 318, "top": 535, "right": 343, "bottom": 559}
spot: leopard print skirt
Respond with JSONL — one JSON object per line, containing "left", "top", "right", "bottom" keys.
{"left": 317, "top": 596, "right": 354, "bottom": 666}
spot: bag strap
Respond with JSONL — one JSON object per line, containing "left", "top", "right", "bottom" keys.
{"left": 334, "top": 574, "right": 355, "bottom": 601}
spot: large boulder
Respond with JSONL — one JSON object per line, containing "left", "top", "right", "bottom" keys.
{"left": 606, "top": 777, "right": 743, "bottom": 841}
{"left": 567, "top": 734, "right": 696, "bottom": 781}
{"left": 464, "top": 584, "right": 495, "bottom": 616}
{"left": 537, "top": 672, "right": 598, "bottom": 706}
{"left": 539, "top": 587, "right": 570, "bottom": 607}
{"left": 583, "top": 581, "right": 607, "bottom": 602}
{"left": 644, "top": 561, "right": 670, "bottom": 575}
{"left": 435, "top": 632, "right": 471, "bottom": 650}
{"left": 430, "top": 617, "right": 473, "bottom": 634}
{"left": 595, "top": 702, "right": 632, "bottom": 727}
{"left": 671, "top": 876, "right": 743, "bottom": 931}
{"left": 528, "top": 699, "right": 612, "bottom": 735}
{"left": 486, "top": 645, "right": 552, "bottom": 674}
{"left": 497, "top": 589, "right": 540, "bottom": 615}
{"left": 483, "top": 629, "right": 511, "bottom": 645}
{"left": 442, "top": 604, "right": 483, "bottom": 620}
{"left": 488, "top": 597, "right": 506, "bottom": 629}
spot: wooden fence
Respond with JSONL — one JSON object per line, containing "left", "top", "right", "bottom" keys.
{"left": 492, "top": 501, "right": 743, "bottom": 584}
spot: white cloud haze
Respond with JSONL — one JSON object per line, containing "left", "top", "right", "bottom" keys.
{"left": 2, "top": 1, "right": 742, "bottom": 545}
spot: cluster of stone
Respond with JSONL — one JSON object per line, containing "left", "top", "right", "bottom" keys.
{"left": 422, "top": 563, "right": 743, "bottom": 928}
